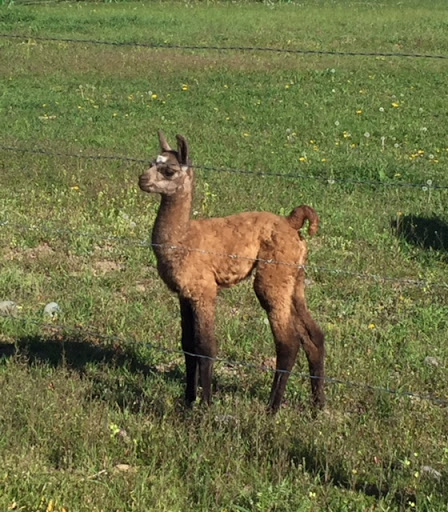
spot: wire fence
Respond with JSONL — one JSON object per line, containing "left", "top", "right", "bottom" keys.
{"left": 1, "top": 219, "right": 448, "bottom": 289}
{"left": 1, "top": 32, "right": 448, "bottom": 61}
{"left": 2, "top": 314, "right": 447, "bottom": 407}
{"left": 1, "top": 145, "right": 447, "bottom": 191}
{"left": 1, "top": 25, "right": 448, "bottom": 418}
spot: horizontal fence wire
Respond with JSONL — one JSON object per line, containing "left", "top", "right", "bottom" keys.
{"left": 1, "top": 33, "right": 448, "bottom": 61}
{"left": 1, "top": 219, "right": 447, "bottom": 289}
{"left": 2, "top": 314, "right": 447, "bottom": 407}
{"left": 1, "top": 145, "right": 447, "bottom": 191}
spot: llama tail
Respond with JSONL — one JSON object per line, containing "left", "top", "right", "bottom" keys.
{"left": 287, "top": 205, "right": 319, "bottom": 236}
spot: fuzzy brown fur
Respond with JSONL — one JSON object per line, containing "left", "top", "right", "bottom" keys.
{"left": 139, "top": 131, "right": 325, "bottom": 412}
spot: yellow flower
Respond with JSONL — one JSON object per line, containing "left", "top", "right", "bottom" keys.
{"left": 70, "top": 186, "right": 80, "bottom": 191}
{"left": 243, "top": 132, "right": 250, "bottom": 137}
{"left": 391, "top": 102, "right": 400, "bottom": 108}
{"left": 299, "top": 156, "right": 307, "bottom": 162}
{"left": 321, "top": 158, "right": 327, "bottom": 162}
{"left": 182, "top": 84, "right": 189, "bottom": 91}
{"left": 368, "top": 323, "right": 376, "bottom": 329}
{"left": 151, "top": 93, "right": 158, "bottom": 99}
{"left": 356, "top": 109, "right": 363, "bottom": 114}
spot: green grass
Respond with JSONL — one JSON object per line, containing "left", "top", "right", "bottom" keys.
{"left": 1, "top": 1, "right": 448, "bottom": 510}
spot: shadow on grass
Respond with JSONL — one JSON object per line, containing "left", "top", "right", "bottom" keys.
{"left": 392, "top": 214, "right": 448, "bottom": 254}
{"left": 0, "top": 332, "right": 185, "bottom": 414}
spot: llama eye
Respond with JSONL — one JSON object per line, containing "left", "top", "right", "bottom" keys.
{"left": 162, "top": 167, "right": 176, "bottom": 178}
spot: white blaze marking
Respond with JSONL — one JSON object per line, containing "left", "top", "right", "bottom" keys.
{"left": 156, "top": 155, "right": 168, "bottom": 163}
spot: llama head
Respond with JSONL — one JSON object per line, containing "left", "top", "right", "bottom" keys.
{"left": 139, "top": 131, "right": 193, "bottom": 196}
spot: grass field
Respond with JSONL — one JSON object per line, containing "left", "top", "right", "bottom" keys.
{"left": 1, "top": 1, "right": 448, "bottom": 510}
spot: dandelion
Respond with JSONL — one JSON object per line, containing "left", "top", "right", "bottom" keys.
{"left": 428, "top": 154, "right": 434, "bottom": 160}
{"left": 427, "top": 179, "right": 433, "bottom": 186}
{"left": 151, "top": 93, "right": 158, "bottom": 99}
{"left": 379, "top": 107, "right": 385, "bottom": 112}
{"left": 394, "top": 173, "right": 401, "bottom": 178}
{"left": 368, "top": 323, "right": 376, "bottom": 329}
{"left": 391, "top": 102, "right": 400, "bottom": 108}
{"left": 70, "top": 185, "right": 80, "bottom": 191}
{"left": 299, "top": 156, "right": 307, "bottom": 162}
{"left": 420, "top": 127, "right": 428, "bottom": 132}
{"left": 394, "top": 143, "right": 399, "bottom": 148}
{"left": 332, "top": 88, "right": 336, "bottom": 93}
{"left": 321, "top": 158, "right": 327, "bottom": 162}
{"left": 334, "top": 120, "right": 340, "bottom": 126}
{"left": 343, "top": 131, "right": 351, "bottom": 138}
{"left": 327, "top": 178, "right": 335, "bottom": 185}
{"left": 285, "top": 84, "right": 290, "bottom": 89}
{"left": 364, "top": 132, "right": 370, "bottom": 138}
{"left": 422, "top": 186, "right": 428, "bottom": 192}
{"left": 182, "top": 84, "right": 189, "bottom": 91}
{"left": 308, "top": 491, "right": 317, "bottom": 499}
{"left": 330, "top": 68, "right": 336, "bottom": 73}
{"left": 356, "top": 109, "right": 363, "bottom": 114}
{"left": 243, "top": 132, "right": 250, "bottom": 137}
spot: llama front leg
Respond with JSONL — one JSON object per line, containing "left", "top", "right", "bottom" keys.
{"left": 191, "top": 296, "right": 218, "bottom": 405}
{"left": 180, "top": 298, "right": 198, "bottom": 405}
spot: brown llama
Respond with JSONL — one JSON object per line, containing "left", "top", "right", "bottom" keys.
{"left": 138, "top": 131, "right": 325, "bottom": 412}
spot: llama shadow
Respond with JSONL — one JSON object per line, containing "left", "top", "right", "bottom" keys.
{"left": 0, "top": 333, "right": 185, "bottom": 414}
{"left": 392, "top": 215, "right": 448, "bottom": 254}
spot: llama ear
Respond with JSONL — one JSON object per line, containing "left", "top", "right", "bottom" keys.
{"left": 176, "top": 134, "right": 189, "bottom": 165}
{"left": 158, "top": 130, "right": 172, "bottom": 152}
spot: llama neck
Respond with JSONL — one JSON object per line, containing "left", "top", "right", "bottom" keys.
{"left": 152, "top": 190, "right": 193, "bottom": 247}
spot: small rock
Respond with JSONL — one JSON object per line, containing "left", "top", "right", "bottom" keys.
{"left": 0, "top": 301, "right": 19, "bottom": 317}
{"left": 424, "top": 356, "right": 441, "bottom": 367}
{"left": 114, "top": 463, "right": 135, "bottom": 473}
{"left": 43, "top": 302, "right": 61, "bottom": 318}
{"left": 421, "top": 465, "right": 442, "bottom": 481}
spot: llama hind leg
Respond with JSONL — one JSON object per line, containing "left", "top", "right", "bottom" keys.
{"left": 266, "top": 312, "right": 301, "bottom": 412}
{"left": 293, "top": 298, "right": 325, "bottom": 408}
{"left": 180, "top": 298, "right": 198, "bottom": 405}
